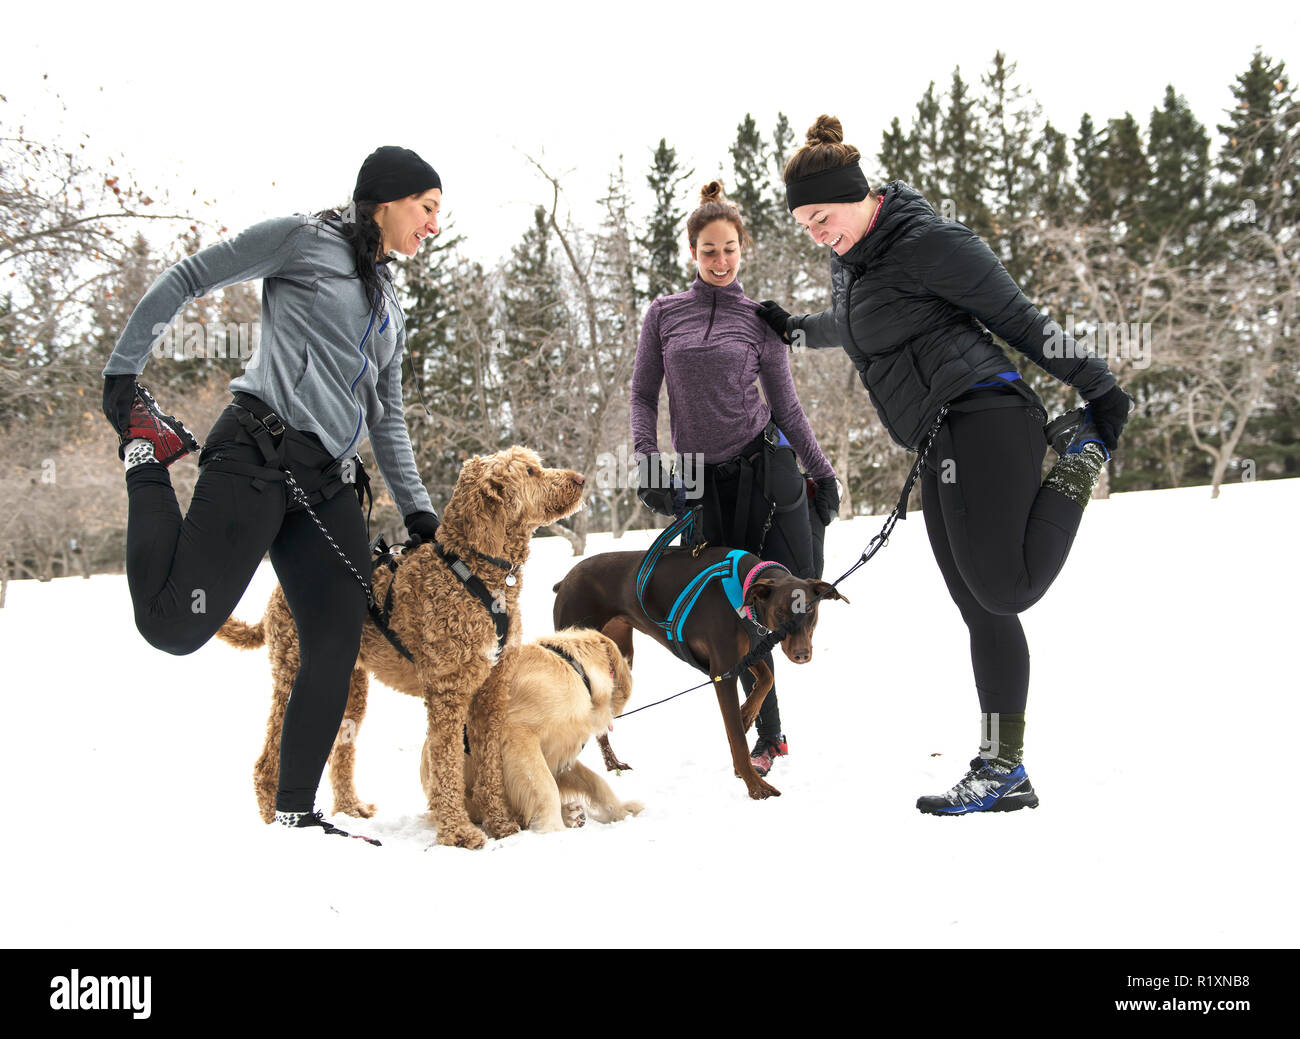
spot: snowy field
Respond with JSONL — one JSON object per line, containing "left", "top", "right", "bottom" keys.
{"left": 2, "top": 478, "right": 1296, "bottom": 949}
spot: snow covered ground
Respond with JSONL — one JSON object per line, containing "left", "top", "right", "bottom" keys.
{"left": 2, "top": 478, "right": 1296, "bottom": 949}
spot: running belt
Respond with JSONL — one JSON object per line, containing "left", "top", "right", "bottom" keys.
{"left": 968, "top": 370, "right": 1022, "bottom": 390}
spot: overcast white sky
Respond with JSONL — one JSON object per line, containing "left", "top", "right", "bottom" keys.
{"left": 4, "top": 0, "right": 1296, "bottom": 267}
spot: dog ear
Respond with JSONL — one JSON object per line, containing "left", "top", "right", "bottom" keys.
{"left": 810, "top": 579, "right": 849, "bottom": 605}
{"left": 743, "top": 577, "right": 777, "bottom": 608}
{"left": 475, "top": 454, "right": 516, "bottom": 514}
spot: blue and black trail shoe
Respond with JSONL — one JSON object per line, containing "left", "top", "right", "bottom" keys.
{"left": 916, "top": 757, "right": 1040, "bottom": 815}
{"left": 1046, "top": 405, "right": 1110, "bottom": 461}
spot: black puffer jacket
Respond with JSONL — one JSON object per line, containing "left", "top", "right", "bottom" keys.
{"left": 791, "top": 181, "right": 1116, "bottom": 450}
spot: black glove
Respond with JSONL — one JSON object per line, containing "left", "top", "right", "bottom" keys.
{"left": 636, "top": 453, "right": 676, "bottom": 517}
{"left": 102, "top": 374, "right": 138, "bottom": 434}
{"left": 403, "top": 511, "right": 440, "bottom": 549}
{"left": 1086, "top": 385, "right": 1134, "bottom": 452}
{"left": 813, "top": 476, "right": 840, "bottom": 526}
{"left": 757, "top": 300, "right": 793, "bottom": 345}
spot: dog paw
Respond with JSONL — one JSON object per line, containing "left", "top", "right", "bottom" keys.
{"left": 747, "top": 779, "right": 781, "bottom": 800}
{"left": 437, "top": 822, "right": 488, "bottom": 850}
{"left": 562, "top": 803, "right": 586, "bottom": 828}
{"left": 483, "top": 814, "right": 520, "bottom": 840}
{"left": 334, "top": 799, "right": 377, "bottom": 819}
{"left": 621, "top": 800, "right": 645, "bottom": 817}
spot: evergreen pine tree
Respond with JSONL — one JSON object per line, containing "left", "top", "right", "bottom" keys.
{"left": 980, "top": 51, "right": 1041, "bottom": 280}
{"left": 1100, "top": 113, "right": 1151, "bottom": 247}
{"left": 730, "top": 113, "right": 779, "bottom": 299}
{"left": 730, "top": 113, "right": 774, "bottom": 236}
{"left": 1074, "top": 113, "right": 1109, "bottom": 222}
{"left": 500, "top": 206, "right": 570, "bottom": 448}
{"left": 911, "top": 81, "right": 944, "bottom": 202}
{"left": 1216, "top": 48, "right": 1298, "bottom": 231}
{"left": 1034, "top": 120, "right": 1076, "bottom": 225}
{"left": 941, "top": 66, "right": 990, "bottom": 236}
{"left": 641, "top": 138, "right": 693, "bottom": 302}
{"left": 878, "top": 116, "right": 918, "bottom": 186}
{"left": 1146, "top": 85, "right": 1211, "bottom": 247}
{"left": 397, "top": 224, "right": 502, "bottom": 502}
{"left": 768, "top": 112, "right": 825, "bottom": 306}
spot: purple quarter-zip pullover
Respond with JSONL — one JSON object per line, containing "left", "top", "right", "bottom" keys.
{"left": 630, "top": 276, "right": 834, "bottom": 480}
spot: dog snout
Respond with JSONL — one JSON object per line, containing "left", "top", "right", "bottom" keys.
{"left": 570, "top": 472, "right": 585, "bottom": 486}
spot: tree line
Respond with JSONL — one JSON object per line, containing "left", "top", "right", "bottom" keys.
{"left": 1, "top": 48, "right": 1296, "bottom": 587}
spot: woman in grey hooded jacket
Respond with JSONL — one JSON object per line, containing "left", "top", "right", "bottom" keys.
{"left": 100, "top": 146, "right": 443, "bottom": 841}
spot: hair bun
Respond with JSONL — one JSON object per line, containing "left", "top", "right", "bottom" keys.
{"left": 806, "top": 115, "right": 844, "bottom": 147}
{"left": 699, "top": 179, "right": 726, "bottom": 205}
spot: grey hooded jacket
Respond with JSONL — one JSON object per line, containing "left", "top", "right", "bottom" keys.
{"left": 103, "top": 214, "right": 434, "bottom": 518}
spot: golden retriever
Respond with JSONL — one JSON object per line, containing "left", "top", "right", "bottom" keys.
{"left": 462, "top": 628, "right": 644, "bottom": 833}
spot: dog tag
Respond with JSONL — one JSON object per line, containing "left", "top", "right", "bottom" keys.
{"left": 505, "top": 574, "right": 517, "bottom": 587}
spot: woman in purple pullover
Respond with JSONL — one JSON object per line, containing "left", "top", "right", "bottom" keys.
{"left": 630, "top": 181, "right": 839, "bottom": 777}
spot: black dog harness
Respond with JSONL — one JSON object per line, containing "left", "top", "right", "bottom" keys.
{"left": 434, "top": 541, "right": 513, "bottom": 661}
{"left": 538, "top": 641, "right": 593, "bottom": 699}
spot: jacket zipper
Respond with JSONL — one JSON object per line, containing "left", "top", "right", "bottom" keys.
{"left": 704, "top": 291, "right": 718, "bottom": 343}
{"left": 344, "top": 304, "right": 378, "bottom": 456}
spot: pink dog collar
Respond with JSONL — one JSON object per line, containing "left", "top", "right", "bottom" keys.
{"left": 740, "top": 560, "right": 790, "bottom": 626}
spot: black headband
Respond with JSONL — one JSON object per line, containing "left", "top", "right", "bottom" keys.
{"left": 353, "top": 146, "right": 441, "bottom": 204}
{"left": 785, "top": 161, "right": 871, "bottom": 211}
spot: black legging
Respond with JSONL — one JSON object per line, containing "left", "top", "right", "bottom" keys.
{"left": 125, "top": 402, "right": 370, "bottom": 812}
{"left": 698, "top": 428, "right": 818, "bottom": 739}
{"left": 921, "top": 386, "right": 1085, "bottom": 714}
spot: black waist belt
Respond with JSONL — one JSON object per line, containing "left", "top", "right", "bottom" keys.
{"left": 203, "top": 393, "right": 369, "bottom": 514}
{"left": 946, "top": 377, "right": 1046, "bottom": 420}
{"left": 702, "top": 419, "right": 805, "bottom": 553}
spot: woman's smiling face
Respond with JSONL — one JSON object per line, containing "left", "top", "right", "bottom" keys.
{"left": 791, "top": 198, "right": 874, "bottom": 255}
{"left": 375, "top": 188, "right": 442, "bottom": 257}
{"left": 690, "top": 218, "right": 742, "bottom": 287}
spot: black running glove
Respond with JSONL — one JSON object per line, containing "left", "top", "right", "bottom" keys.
{"left": 757, "top": 300, "right": 793, "bottom": 345}
{"left": 102, "top": 374, "right": 138, "bottom": 434}
{"left": 813, "top": 476, "right": 840, "bottom": 525}
{"left": 636, "top": 453, "right": 676, "bottom": 517}
{"left": 403, "top": 511, "right": 440, "bottom": 548}
{"left": 1085, "top": 385, "right": 1134, "bottom": 452}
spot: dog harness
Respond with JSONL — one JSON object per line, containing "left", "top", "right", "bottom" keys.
{"left": 635, "top": 507, "right": 790, "bottom": 671}
{"left": 434, "top": 542, "right": 513, "bottom": 661}
{"left": 538, "top": 641, "right": 593, "bottom": 699}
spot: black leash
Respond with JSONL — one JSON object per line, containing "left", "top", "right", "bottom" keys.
{"left": 613, "top": 404, "right": 949, "bottom": 720}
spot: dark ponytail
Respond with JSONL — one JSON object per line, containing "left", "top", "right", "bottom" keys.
{"left": 312, "top": 200, "right": 388, "bottom": 315}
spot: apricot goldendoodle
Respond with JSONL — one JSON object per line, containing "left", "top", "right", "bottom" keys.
{"left": 462, "top": 628, "right": 644, "bottom": 833}
{"left": 218, "top": 446, "right": 585, "bottom": 850}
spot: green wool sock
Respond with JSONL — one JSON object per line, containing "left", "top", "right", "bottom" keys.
{"left": 979, "top": 712, "right": 1026, "bottom": 769}
{"left": 1042, "top": 443, "right": 1107, "bottom": 509}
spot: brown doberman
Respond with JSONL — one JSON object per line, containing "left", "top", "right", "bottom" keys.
{"left": 552, "top": 546, "right": 847, "bottom": 799}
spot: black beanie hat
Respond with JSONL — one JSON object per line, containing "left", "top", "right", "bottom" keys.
{"left": 353, "top": 146, "right": 441, "bottom": 204}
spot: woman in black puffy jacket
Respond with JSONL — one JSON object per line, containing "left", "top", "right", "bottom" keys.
{"left": 759, "top": 115, "right": 1132, "bottom": 816}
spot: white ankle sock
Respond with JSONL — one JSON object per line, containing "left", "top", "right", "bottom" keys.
{"left": 123, "top": 439, "right": 157, "bottom": 470}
